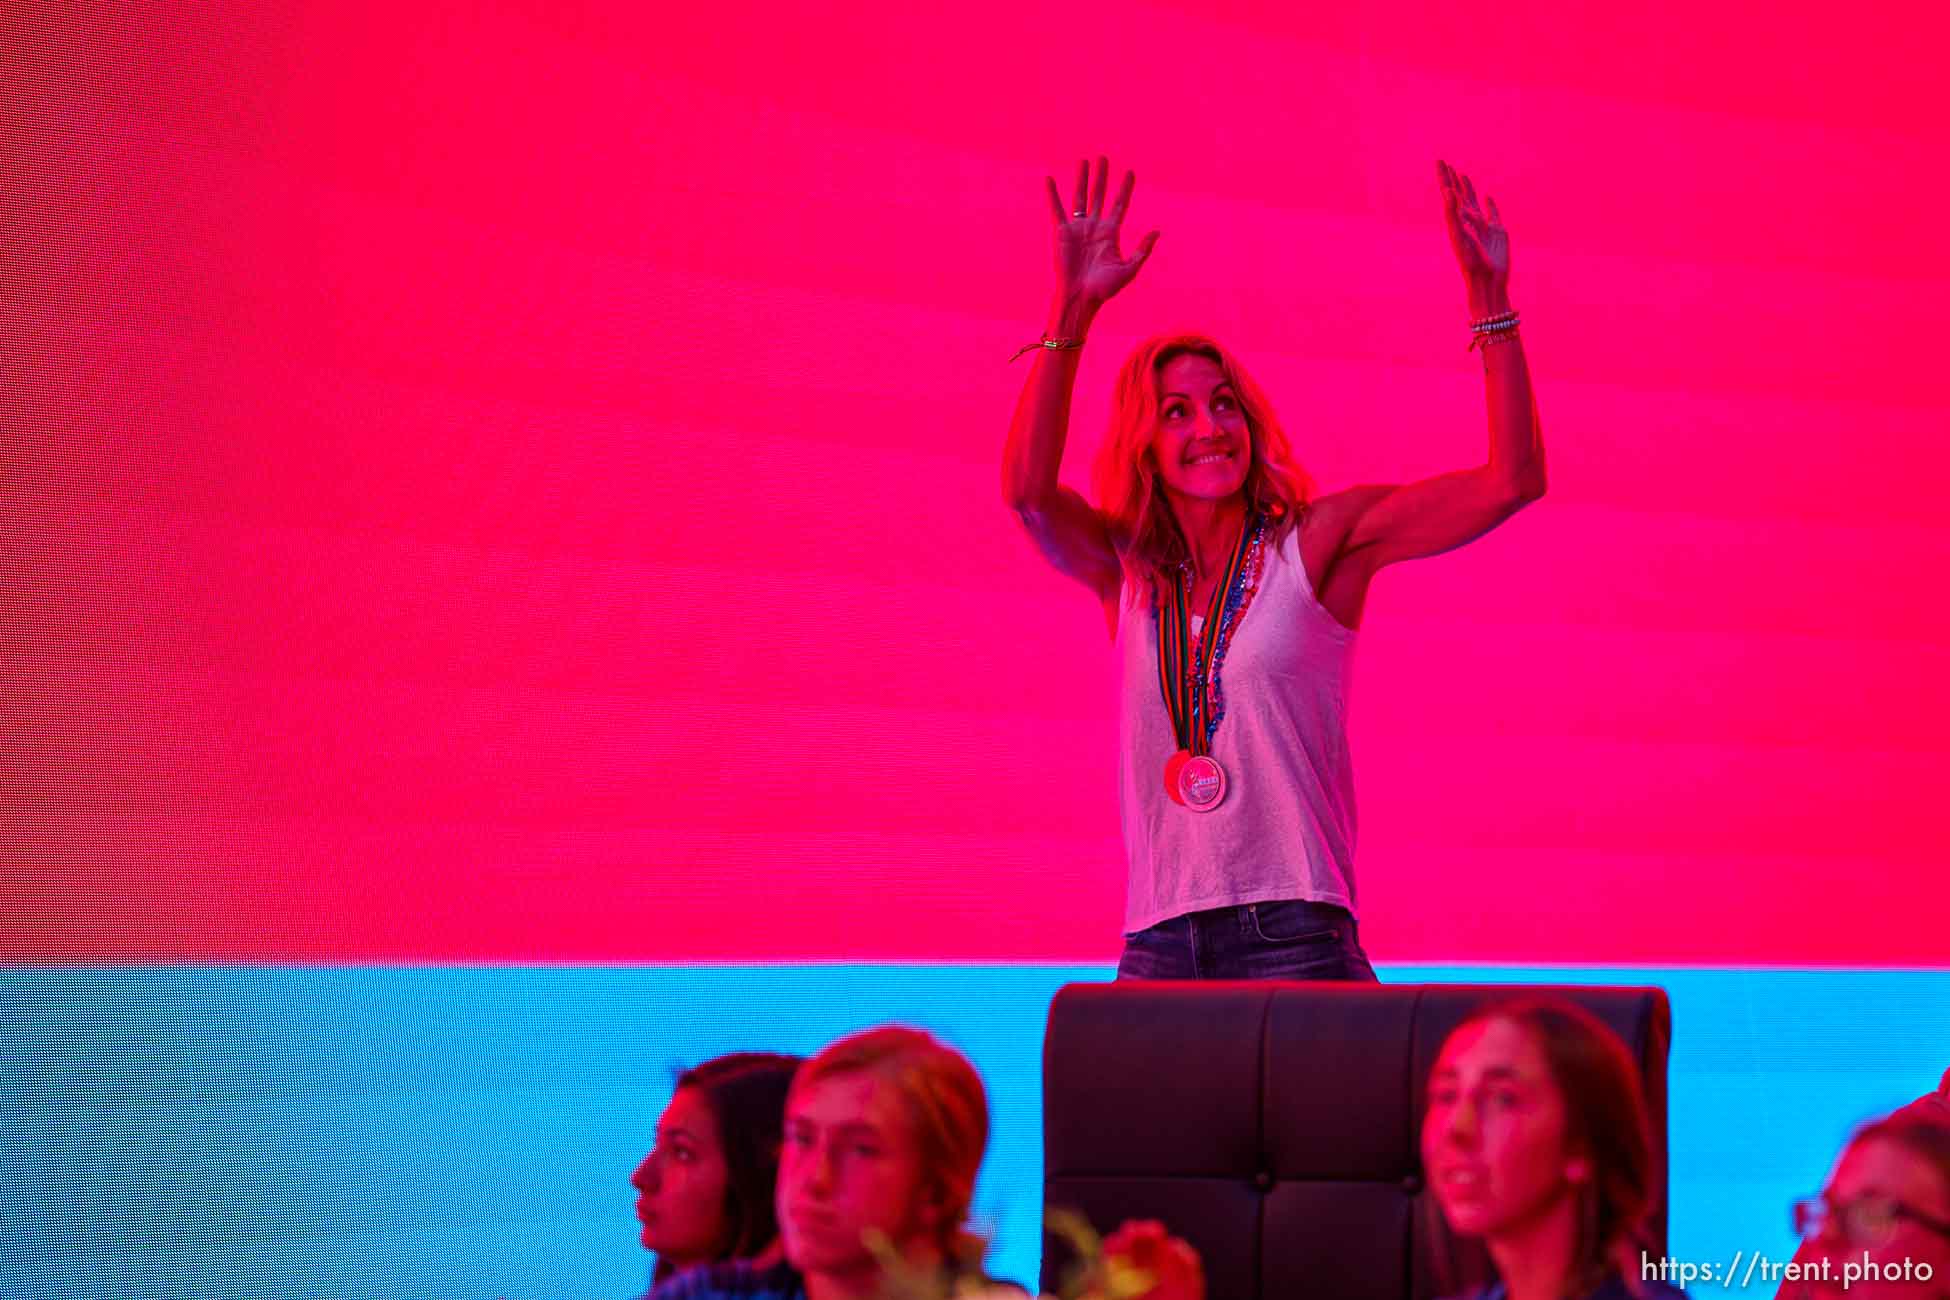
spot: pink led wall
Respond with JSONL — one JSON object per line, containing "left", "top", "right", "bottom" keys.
{"left": 8, "top": 1, "right": 1947, "bottom": 963}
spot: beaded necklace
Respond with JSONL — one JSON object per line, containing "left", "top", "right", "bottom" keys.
{"left": 1178, "top": 511, "right": 1270, "bottom": 750}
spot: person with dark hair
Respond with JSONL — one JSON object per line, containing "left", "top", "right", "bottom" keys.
{"left": 634, "top": 1052, "right": 803, "bottom": 1291}
{"left": 1778, "top": 1107, "right": 1950, "bottom": 1300}
{"left": 1002, "top": 155, "right": 1546, "bottom": 979}
{"left": 1420, "top": 998, "right": 1684, "bottom": 1300}
{"left": 653, "top": 1026, "right": 1204, "bottom": 1300}
{"left": 650, "top": 1025, "right": 1027, "bottom": 1300}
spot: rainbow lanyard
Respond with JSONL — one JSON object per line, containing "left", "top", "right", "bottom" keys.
{"left": 1154, "top": 512, "right": 1256, "bottom": 757}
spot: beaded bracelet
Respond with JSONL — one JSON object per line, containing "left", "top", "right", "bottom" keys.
{"left": 1008, "top": 336, "right": 1085, "bottom": 363}
{"left": 1468, "top": 309, "right": 1521, "bottom": 352}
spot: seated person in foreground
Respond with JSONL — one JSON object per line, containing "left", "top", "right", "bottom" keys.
{"left": 1422, "top": 997, "right": 1686, "bottom": 1300}
{"left": 655, "top": 1029, "right": 1201, "bottom": 1300}
{"left": 1776, "top": 1105, "right": 1950, "bottom": 1300}
{"left": 634, "top": 1051, "right": 804, "bottom": 1290}
{"left": 1891, "top": 1068, "right": 1950, "bottom": 1127}
{"left": 650, "top": 1024, "right": 1028, "bottom": 1300}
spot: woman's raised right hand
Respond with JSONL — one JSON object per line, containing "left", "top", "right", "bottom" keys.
{"left": 1046, "top": 156, "right": 1161, "bottom": 313}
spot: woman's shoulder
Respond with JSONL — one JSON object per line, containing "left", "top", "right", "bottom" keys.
{"left": 1285, "top": 492, "right": 1354, "bottom": 569}
{"left": 1292, "top": 486, "right": 1386, "bottom": 551}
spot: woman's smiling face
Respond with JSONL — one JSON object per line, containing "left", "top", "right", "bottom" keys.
{"left": 1149, "top": 352, "right": 1250, "bottom": 506}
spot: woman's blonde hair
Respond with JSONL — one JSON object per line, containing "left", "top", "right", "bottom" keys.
{"left": 793, "top": 1025, "right": 989, "bottom": 1263}
{"left": 1090, "top": 333, "right": 1316, "bottom": 606}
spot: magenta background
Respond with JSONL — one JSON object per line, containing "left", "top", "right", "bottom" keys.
{"left": 7, "top": 1, "right": 1948, "bottom": 963}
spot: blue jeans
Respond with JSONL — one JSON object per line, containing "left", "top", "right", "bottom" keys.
{"left": 1115, "top": 899, "right": 1378, "bottom": 981}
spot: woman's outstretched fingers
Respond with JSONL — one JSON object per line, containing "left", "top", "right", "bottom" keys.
{"left": 1042, "top": 156, "right": 1158, "bottom": 309}
{"left": 1047, "top": 176, "right": 1070, "bottom": 226}
{"left": 1438, "top": 160, "right": 1462, "bottom": 211}
{"left": 1108, "top": 168, "right": 1135, "bottom": 228}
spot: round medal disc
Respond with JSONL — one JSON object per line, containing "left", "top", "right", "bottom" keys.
{"left": 1162, "top": 750, "right": 1193, "bottom": 804}
{"left": 1176, "top": 754, "right": 1227, "bottom": 811}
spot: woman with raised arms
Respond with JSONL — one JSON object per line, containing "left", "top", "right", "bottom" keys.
{"left": 1001, "top": 155, "right": 1545, "bottom": 979}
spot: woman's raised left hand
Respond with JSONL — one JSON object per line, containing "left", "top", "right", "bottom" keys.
{"left": 1437, "top": 160, "right": 1510, "bottom": 312}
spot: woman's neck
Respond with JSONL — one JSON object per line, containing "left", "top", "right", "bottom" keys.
{"left": 1169, "top": 492, "right": 1247, "bottom": 579}
{"left": 1486, "top": 1195, "right": 1583, "bottom": 1300}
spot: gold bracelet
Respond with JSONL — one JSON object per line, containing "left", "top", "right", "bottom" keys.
{"left": 1008, "top": 336, "right": 1085, "bottom": 363}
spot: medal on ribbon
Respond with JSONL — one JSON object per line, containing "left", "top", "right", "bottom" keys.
{"left": 1156, "top": 511, "right": 1258, "bottom": 812}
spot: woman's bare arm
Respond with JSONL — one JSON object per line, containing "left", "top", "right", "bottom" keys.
{"left": 1002, "top": 158, "right": 1159, "bottom": 605}
{"left": 1003, "top": 294, "right": 1121, "bottom": 599}
{"left": 1339, "top": 161, "right": 1546, "bottom": 570}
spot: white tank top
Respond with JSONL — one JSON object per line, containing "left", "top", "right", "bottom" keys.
{"left": 1114, "top": 524, "right": 1359, "bottom": 933}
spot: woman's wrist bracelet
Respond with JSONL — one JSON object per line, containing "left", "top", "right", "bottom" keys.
{"left": 1009, "top": 335, "right": 1085, "bottom": 363}
{"left": 1468, "top": 309, "right": 1521, "bottom": 351}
